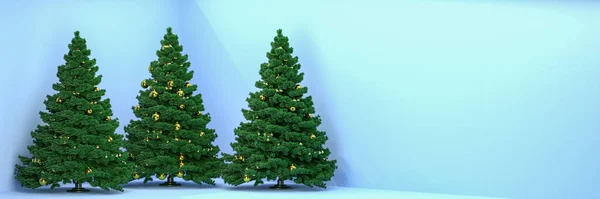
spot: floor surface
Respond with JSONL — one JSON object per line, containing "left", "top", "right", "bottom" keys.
{"left": 0, "top": 180, "right": 506, "bottom": 199}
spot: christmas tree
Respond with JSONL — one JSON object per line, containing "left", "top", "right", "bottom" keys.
{"left": 221, "top": 29, "right": 337, "bottom": 189}
{"left": 124, "top": 27, "right": 222, "bottom": 186}
{"left": 14, "top": 31, "right": 133, "bottom": 192}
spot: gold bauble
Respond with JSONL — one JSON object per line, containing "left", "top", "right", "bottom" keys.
{"left": 289, "top": 107, "right": 296, "bottom": 111}
{"left": 39, "top": 178, "right": 47, "bottom": 185}
{"left": 200, "top": 131, "right": 205, "bottom": 136}
{"left": 259, "top": 95, "right": 265, "bottom": 101}
{"left": 150, "top": 90, "right": 158, "bottom": 98}
{"left": 133, "top": 173, "right": 140, "bottom": 179}
{"left": 56, "top": 97, "right": 63, "bottom": 103}
{"left": 290, "top": 164, "right": 296, "bottom": 171}
{"left": 179, "top": 162, "right": 184, "bottom": 168}
{"left": 177, "top": 89, "right": 184, "bottom": 97}
{"left": 157, "top": 173, "right": 166, "bottom": 180}
{"left": 179, "top": 155, "right": 184, "bottom": 161}
{"left": 176, "top": 171, "right": 184, "bottom": 178}
{"left": 295, "top": 84, "right": 301, "bottom": 89}
{"left": 307, "top": 114, "right": 312, "bottom": 118}
{"left": 93, "top": 87, "right": 99, "bottom": 92}
{"left": 310, "top": 134, "right": 316, "bottom": 139}
{"left": 174, "top": 137, "right": 179, "bottom": 141}
{"left": 108, "top": 136, "right": 113, "bottom": 142}
{"left": 179, "top": 104, "right": 185, "bottom": 109}
{"left": 135, "top": 104, "right": 141, "bottom": 110}
{"left": 85, "top": 167, "right": 92, "bottom": 174}
{"left": 184, "top": 82, "right": 190, "bottom": 87}
{"left": 174, "top": 122, "right": 181, "bottom": 131}
{"left": 105, "top": 116, "right": 111, "bottom": 121}
{"left": 243, "top": 174, "right": 250, "bottom": 182}
{"left": 86, "top": 109, "right": 93, "bottom": 114}
{"left": 148, "top": 65, "right": 152, "bottom": 73}
{"left": 152, "top": 112, "right": 160, "bottom": 121}
{"left": 141, "top": 80, "right": 148, "bottom": 88}
{"left": 167, "top": 80, "right": 174, "bottom": 87}
{"left": 196, "top": 111, "right": 202, "bottom": 116}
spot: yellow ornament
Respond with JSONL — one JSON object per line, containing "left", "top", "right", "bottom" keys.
{"left": 133, "top": 173, "right": 140, "bottom": 179}
{"left": 243, "top": 174, "right": 250, "bottom": 182}
{"left": 145, "top": 137, "right": 149, "bottom": 142}
{"left": 259, "top": 95, "right": 266, "bottom": 101}
{"left": 148, "top": 65, "right": 153, "bottom": 73}
{"left": 176, "top": 171, "right": 184, "bottom": 178}
{"left": 289, "top": 107, "right": 296, "bottom": 111}
{"left": 167, "top": 80, "right": 174, "bottom": 87}
{"left": 141, "top": 80, "right": 148, "bottom": 88}
{"left": 177, "top": 89, "right": 184, "bottom": 97}
{"left": 56, "top": 97, "right": 63, "bottom": 103}
{"left": 86, "top": 109, "right": 93, "bottom": 114}
{"left": 179, "top": 154, "right": 184, "bottom": 161}
{"left": 184, "top": 82, "right": 190, "bottom": 87}
{"left": 174, "top": 137, "right": 179, "bottom": 141}
{"left": 105, "top": 116, "right": 111, "bottom": 121}
{"left": 162, "top": 45, "right": 171, "bottom": 50}
{"left": 39, "top": 178, "right": 47, "bottom": 185}
{"left": 200, "top": 131, "right": 205, "bottom": 136}
{"left": 179, "top": 162, "right": 184, "bottom": 168}
{"left": 93, "top": 87, "right": 99, "bottom": 92}
{"left": 197, "top": 111, "right": 202, "bottom": 116}
{"left": 174, "top": 122, "right": 181, "bottom": 131}
{"left": 85, "top": 167, "right": 92, "bottom": 174}
{"left": 179, "top": 104, "right": 185, "bottom": 109}
{"left": 157, "top": 173, "right": 167, "bottom": 180}
{"left": 310, "top": 134, "right": 316, "bottom": 139}
{"left": 150, "top": 90, "right": 158, "bottom": 98}
{"left": 295, "top": 84, "right": 301, "bottom": 89}
{"left": 108, "top": 136, "right": 113, "bottom": 142}
{"left": 135, "top": 104, "right": 141, "bottom": 110}
{"left": 290, "top": 164, "right": 296, "bottom": 171}
{"left": 152, "top": 112, "right": 160, "bottom": 121}
{"left": 307, "top": 114, "right": 312, "bottom": 118}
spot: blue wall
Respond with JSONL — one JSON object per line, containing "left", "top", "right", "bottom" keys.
{"left": 1, "top": 0, "right": 600, "bottom": 198}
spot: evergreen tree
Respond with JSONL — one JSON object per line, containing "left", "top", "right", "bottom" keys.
{"left": 124, "top": 27, "right": 222, "bottom": 186}
{"left": 222, "top": 29, "right": 337, "bottom": 189}
{"left": 14, "top": 31, "right": 133, "bottom": 192}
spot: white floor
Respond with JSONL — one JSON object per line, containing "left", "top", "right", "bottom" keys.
{"left": 0, "top": 180, "right": 506, "bottom": 199}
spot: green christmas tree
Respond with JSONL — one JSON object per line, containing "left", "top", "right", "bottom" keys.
{"left": 14, "top": 31, "right": 133, "bottom": 192}
{"left": 124, "top": 27, "right": 222, "bottom": 186}
{"left": 222, "top": 29, "right": 337, "bottom": 189}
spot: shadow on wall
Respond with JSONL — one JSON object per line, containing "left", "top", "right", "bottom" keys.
{"left": 179, "top": 1, "right": 248, "bottom": 155}
{"left": 291, "top": 30, "right": 348, "bottom": 187}
{"left": 11, "top": 31, "right": 65, "bottom": 192}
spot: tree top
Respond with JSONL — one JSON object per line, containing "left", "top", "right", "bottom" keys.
{"left": 167, "top": 27, "right": 173, "bottom": 33}
{"left": 277, "top": 29, "right": 283, "bottom": 36}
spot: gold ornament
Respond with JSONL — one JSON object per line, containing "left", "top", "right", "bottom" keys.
{"left": 296, "top": 84, "right": 301, "bottom": 89}
{"left": 197, "top": 111, "right": 202, "bottom": 116}
{"left": 135, "top": 104, "right": 141, "bottom": 110}
{"left": 200, "top": 131, "right": 205, "bottom": 136}
{"left": 85, "top": 167, "right": 92, "bottom": 174}
{"left": 152, "top": 112, "right": 160, "bottom": 121}
{"left": 307, "top": 114, "right": 312, "bottom": 118}
{"left": 148, "top": 65, "right": 152, "bottom": 73}
{"left": 145, "top": 137, "right": 149, "bottom": 142}
{"left": 259, "top": 95, "right": 266, "bottom": 101}
{"left": 177, "top": 89, "right": 184, "bottom": 97}
{"left": 290, "top": 164, "right": 296, "bottom": 171}
{"left": 289, "top": 107, "right": 296, "bottom": 111}
{"left": 161, "top": 45, "right": 171, "bottom": 50}
{"left": 167, "top": 80, "right": 174, "bottom": 87}
{"left": 150, "top": 90, "right": 158, "bottom": 98}
{"left": 108, "top": 136, "right": 113, "bottom": 142}
{"left": 310, "top": 134, "right": 316, "bottom": 139}
{"left": 39, "top": 178, "right": 47, "bottom": 185}
{"left": 141, "top": 80, "right": 148, "bottom": 88}
{"left": 184, "top": 82, "right": 190, "bottom": 87}
{"left": 176, "top": 171, "right": 184, "bottom": 178}
{"left": 178, "top": 104, "right": 185, "bottom": 109}
{"left": 56, "top": 97, "right": 63, "bottom": 103}
{"left": 133, "top": 173, "right": 140, "bottom": 179}
{"left": 179, "top": 154, "right": 184, "bottom": 161}
{"left": 179, "top": 162, "right": 184, "bottom": 168}
{"left": 86, "top": 109, "right": 92, "bottom": 114}
{"left": 93, "top": 87, "right": 99, "bottom": 92}
{"left": 174, "top": 122, "right": 181, "bottom": 131}
{"left": 157, "top": 173, "right": 166, "bottom": 180}
{"left": 174, "top": 137, "right": 179, "bottom": 141}
{"left": 105, "top": 116, "right": 111, "bottom": 121}
{"left": 243, "top": 174, "right": 250, "bottom": 182}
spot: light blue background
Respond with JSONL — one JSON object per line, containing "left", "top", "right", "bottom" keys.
{"left": 1, "top": 0, "right": 599, "bottom": 198}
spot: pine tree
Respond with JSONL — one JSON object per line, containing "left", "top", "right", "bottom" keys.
{"left": 222, "top": 29, "right": 337, "bottom": 189}
{"left": 124, "top": 27, "right": 222, "bottom": 186}
{"left": 14, "top": 31, "right": 133, "bottom": 192}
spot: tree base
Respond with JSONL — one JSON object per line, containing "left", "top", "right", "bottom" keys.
{"left": 66, "top": 188, "right": 90, "bottom": 192}
{"left": 159, "top": 176, "right": 181, "bottom": 186}
{"left": 269, "top": 184, "right": 291, "bottom": 189}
